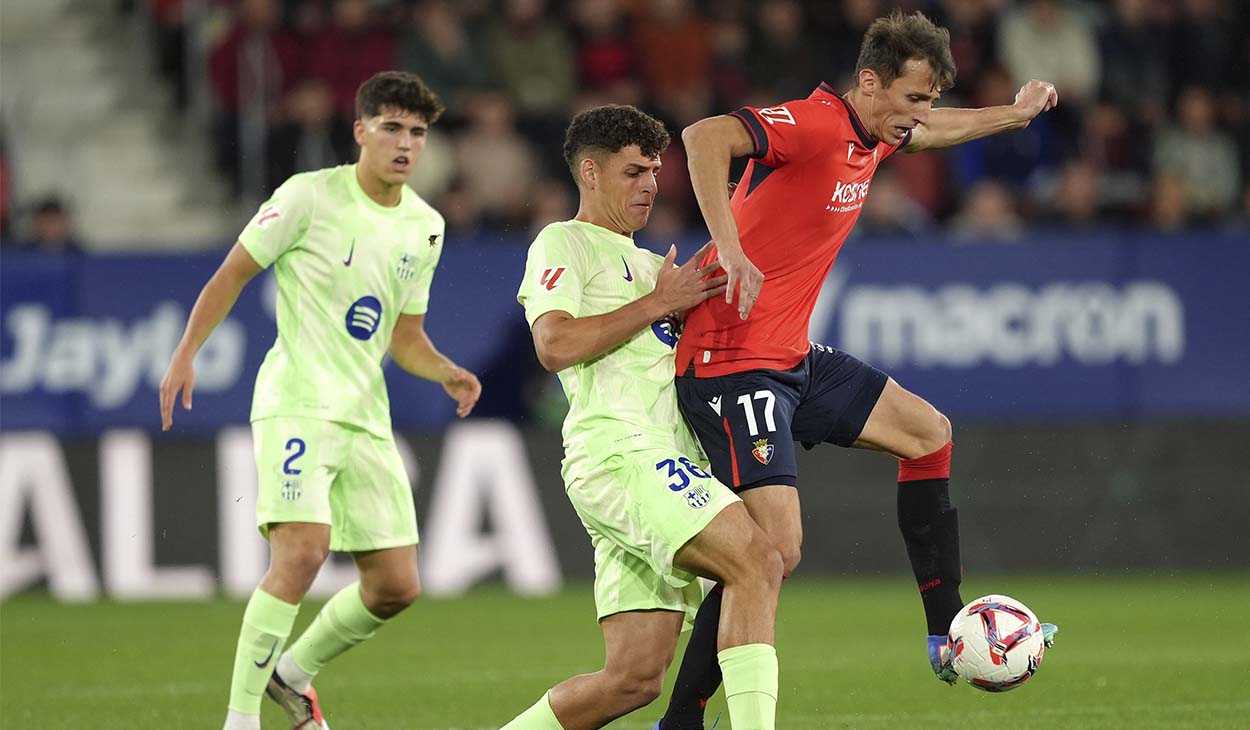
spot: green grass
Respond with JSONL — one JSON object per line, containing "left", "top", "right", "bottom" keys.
{"left": 3, "top": 575, "right": 1249, "bottom": 729}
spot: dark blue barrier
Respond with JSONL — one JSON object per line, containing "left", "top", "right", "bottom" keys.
{"left": 2, "top": 230, "right": 1247, "bottom": 434}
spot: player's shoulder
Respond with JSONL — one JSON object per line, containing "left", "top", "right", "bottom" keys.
{"left": 399, "top": 186, "right": 445, "bottom": 228}
{"left": 531, "top": 219, "right": 590, "bottom": 251}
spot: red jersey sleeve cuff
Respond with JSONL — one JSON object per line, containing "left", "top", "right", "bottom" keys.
{"left": 730, "top": 108, "right": 769, "bottom": 160}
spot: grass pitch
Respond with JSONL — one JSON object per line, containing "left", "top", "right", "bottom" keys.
{"left": 3, "top": 574, "right": 1248, "bottom": 729}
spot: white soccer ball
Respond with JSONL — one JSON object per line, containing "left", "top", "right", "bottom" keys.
{"left": 946, "top": 594, "right": 1046, "bottom": 692}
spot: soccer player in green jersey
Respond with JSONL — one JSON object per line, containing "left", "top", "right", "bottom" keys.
{"left": 158, "top": 71, "right": 481, "bottom": 730}
{"left": 503, "top": 105, "right": 784, "bottom": 730}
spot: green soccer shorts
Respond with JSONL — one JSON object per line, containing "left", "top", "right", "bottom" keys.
{"left": 252, "top": 416, "right": 418, "bottom": 552}
{"left": 566, "top": 447, "right": 741, "bottom": 622}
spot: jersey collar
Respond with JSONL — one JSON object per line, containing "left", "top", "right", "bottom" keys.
{"left": 814, "top": 82, "right": 879, "bottom": 149}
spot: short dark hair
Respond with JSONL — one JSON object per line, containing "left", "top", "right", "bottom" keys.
{"left": 562, "top": 105, "right": 671, "bottom": 184}
{"left": 855, "top": 10, "right": 957, "bottom": 92}
{"left": 356, "top": 71, "right": 445, "bottom": 123}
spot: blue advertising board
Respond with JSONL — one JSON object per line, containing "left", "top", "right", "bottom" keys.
{"left": 2, "top": 231, "right": 1247, "bottom": 434}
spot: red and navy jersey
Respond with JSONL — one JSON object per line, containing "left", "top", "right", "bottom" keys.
{"left": 677, "top": 83, "right": 910, "bottom": 377}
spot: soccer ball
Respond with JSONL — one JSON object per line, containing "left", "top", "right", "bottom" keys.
{"left": 946, "top": 594, "right": 1046, "bottom": 692}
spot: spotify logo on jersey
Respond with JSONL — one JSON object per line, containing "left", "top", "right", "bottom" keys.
{"left": 346, "top": 296, "right": 383, "bottom": 340}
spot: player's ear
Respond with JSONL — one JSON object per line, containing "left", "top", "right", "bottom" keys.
{"left": 859, "top": 68, "right": 879, "bottom": 95}
{"left": 353, "top": 118, "right": 367, "bottom": 147}
{"left": 579, "top": 157, "right": 598, "bottom": 190}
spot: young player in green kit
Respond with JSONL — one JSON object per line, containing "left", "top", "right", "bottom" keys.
{"left": 502, "top": 105, "right": 784, "bottom": 730}
{"left": 158, "top": 71, "right": 481, "bottom": 730}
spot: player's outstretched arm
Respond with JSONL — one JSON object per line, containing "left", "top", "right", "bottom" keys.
{"left": 683, "top": 116, "right": 764, "bottom": 320}
{"left": 904, "top": 79, "right": 1058, "bottom": 153}
{"left": 159, "top": 242, "right": 262, "bottom": 431}
{"left": 530, "top": 243, "right": 727, "bottom": 373}
{"left": 390, "top": 314, "right": 481, "bottom": 417}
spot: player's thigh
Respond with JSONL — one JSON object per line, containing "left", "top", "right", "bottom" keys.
{"left": 674, "top": 500, "right": 780, "bottom": 585}
{"left": 352, "top": 543, "right": 420, "bottom": 598}
{"left": 790, "top": 343, "right": 889, "bottom": 449}
{"left": 740, "top": 485, "right": 802, "bottom": 568}
{"left": 854, "top": 378, "right": 951, "bottom": 460}
{"left": 600, "top": 609, "right": 685, "bottom": 679}
{"left": 675, "top": 368, "right": 802, "bottom": 491}
{"left": 568, "top": 450, "right": 737, "bottom": 621}
{"left": 330, "top": 427, "right": 419, "bottom": 553}
{"left": 252, "top": 416, "right": 345, "bottom": 538}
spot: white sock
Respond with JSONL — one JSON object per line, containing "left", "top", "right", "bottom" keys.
{"left": 222, "top": 709, "right": 260, "bottom": 730}
{"left": 276, "top": 651, "right": 316, "bottom": 694}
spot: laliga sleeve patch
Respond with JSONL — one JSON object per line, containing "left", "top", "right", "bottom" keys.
{"left": 539, "top": 265, "right": 568, "bottom": 291}
{"left": 255, "top": 205, "right": 281, "bottom": 228}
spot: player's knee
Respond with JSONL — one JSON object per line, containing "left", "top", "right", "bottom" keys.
{"left": 936, "top": 410, "right": 953, "bottom": 445}
{"left": 606, "top": 667, "right": 666, "bottom": 710}
{"left": 915, "top": 406, "right": 952, "bottom": 455}
{"left": 363, "top": 577, "right": 420, "bottom": 618}
{"left": 737, "top": 533, "right": 785, "bottom": 592}
{"left": 282, "top": 544, "right": 330, "bottom": 582}
{"left": 779, "top": 543, "right": 802, "bottom": 576}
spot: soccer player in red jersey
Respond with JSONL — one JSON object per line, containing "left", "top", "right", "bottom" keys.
{"left": 658, "top": 11, "right": 1060, "bottom": 728}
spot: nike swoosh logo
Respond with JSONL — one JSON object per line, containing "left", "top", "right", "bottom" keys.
{"left": 343, "top": 239, "right": 355, "bottom": 266}
{"left": 622, "top": 256, "right": 633, "bottom": 282}
{"left": 254, "top": 639, "right": 278, "bottom": 668}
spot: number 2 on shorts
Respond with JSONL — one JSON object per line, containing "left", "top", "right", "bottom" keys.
{"left": 283, "top": 438, "right": 306, "bottom": 475}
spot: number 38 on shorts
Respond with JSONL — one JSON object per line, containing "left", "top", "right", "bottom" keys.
{"left": 655, "top": 456, "right": 715, "bottom": 509}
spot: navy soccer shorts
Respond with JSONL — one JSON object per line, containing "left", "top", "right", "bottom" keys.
{"left": 675, "top": 343, "right": 888, "bottom": 492}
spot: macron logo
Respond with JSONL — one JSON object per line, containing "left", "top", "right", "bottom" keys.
{"left": 708, "top": 395, "right": 722, "bottom": 416}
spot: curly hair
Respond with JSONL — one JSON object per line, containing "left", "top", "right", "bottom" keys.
{"left": 356, "top": 71, "right": 445, "bottom": 123}
{"left": 855, "top": 10, "right": 957, "bottom": 91}
{"left": 562, "top": 105, "right": 671, "bottom": 184}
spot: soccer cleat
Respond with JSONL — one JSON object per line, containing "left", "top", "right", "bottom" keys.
{"left": 928, "top": 634, "right": 958, "bottom": 685}
{"left": 265, "top": 670, "right": 329, "bottom": 730}
{"left": 1041, "top": 622, "right": 1059, "bottom": 648}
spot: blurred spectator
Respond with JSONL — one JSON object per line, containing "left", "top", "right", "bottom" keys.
{"left": 1170, "top": 0, "right": 1240, "bottom": 95}
{"left": 266, "top": 79, "right": 355, "bottom": 191}
{"left": 707, "top": 1, "right": 752, "bottom": 109}
{"left": 208, "top": 0, "right": 301, "bottom": 190}
{"left": 949, "top": 65, "right": 1055, "bottom": 190}
{"left": 1152, "top": 87, "right": 1241, "bottom": 220}
{"left": 746, "top": 0, "right": 820, "bottom": 103}
{"left": 1098, "top": 0, "right": 1170, "bottom": 125}
{"left": 949, "top": 180, "right": 1025, "bottom": 242}
{"left": 998, "top": 0, "right": 1099, "bottom": 105}
{"left": 397, "top": 1, "right": 491, "bottom": 114}
{"left": 571, "top": 0, "right": 640, "bottom": 100}
{"left": 26, "top": 197, "right": 82, "bottom": 253}
{"left": 489, "top": 0, "right": 576, "bottom": 120}
{"left": 936, "top": 0, "right": 1002, "bottom": 99}
{"left": 1149, "top": 174, "right": 1189, "bottom": 232}
{"left": 147, "top": 0, "right": 189, "bottom": 109}
{"left": 527, "top": 178, "right": 576, "bottom": 236}
{"left": 1044, "top": 159, "right": 1104, "bottom": 230}
{"left": 453, "top": 92, "right": 539, "bottom": 226}
{"left": 856, "top": 169, "right": 933, "bottom": 239}
{"left": 633, "top": 0, "right": 714, "bottom": 126}
{"left": 307, "top": 0, "right": 395, "bottom": 120}
{"left": 406, "top": 129, "right": 458, "bottom": 204}
{"left": 439, "top": 179, "right": 485, "bottom": 238}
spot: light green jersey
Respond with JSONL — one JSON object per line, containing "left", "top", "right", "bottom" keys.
{"left": 517, "top": 219, "right": 695, "bottom": 482}
{"left": 239, "top": 164, "right": 444, "bottom": 438}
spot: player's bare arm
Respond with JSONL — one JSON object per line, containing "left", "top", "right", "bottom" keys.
{"left": 905, "top": 79, "right": 1058, "bottom": 153}
{"left": 531, "top": 242, "right": 727, "bottom": 373}
{"left": 389, "top": 313, "right": 481, "bottom": 417}
{"left": 682, "top": 116, "right": 765, "bottom": 320}
{"left": 159, "top": 241, "right": 262, "bottom": 431}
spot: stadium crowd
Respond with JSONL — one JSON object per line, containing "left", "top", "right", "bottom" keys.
{"left": 4, "top": 0, "right": 1248, "bottom": 245}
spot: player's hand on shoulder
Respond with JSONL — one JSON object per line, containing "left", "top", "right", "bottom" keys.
{"left": 652, "top": 242, "right": 729, "bottom": 316}
{"left": 159, "top": 348, "right": 195, "bottom": 431}
{"left": 1012, "top": 80, "right": 1059, "bottom": 127}
{"left": 442, "top": 364, "right": 481, "bottom": 418}
{"left": 927, "top": 635, "right": 958, "bottom": 685}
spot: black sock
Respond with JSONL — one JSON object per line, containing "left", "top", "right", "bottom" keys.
{"left": 659, "top": 585, "right": 723, "bottom": 730}
{"left": 898, "top": 477, "right": 965, "bottom": 635}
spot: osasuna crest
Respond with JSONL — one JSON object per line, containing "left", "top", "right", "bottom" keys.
{"left": 395, "top": 252, "right": 418, "bottom": 280}
{"left": 751, "top": 438, "right": 774, "bottom": 465}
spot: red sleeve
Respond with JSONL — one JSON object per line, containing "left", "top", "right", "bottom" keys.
{"left": 729, "top": 100, "right": 831, "bottom": 168}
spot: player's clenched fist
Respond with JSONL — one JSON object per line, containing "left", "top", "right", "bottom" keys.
{"left": 1012, "top": 79, "right": 1058, "bottom": 127}
{"left": 652, "top": 241, "right": 729, "bottom": 317}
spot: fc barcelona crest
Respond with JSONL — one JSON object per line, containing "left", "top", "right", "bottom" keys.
{"left": 751, "top": 438, "right": 774, "bottom": 465}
